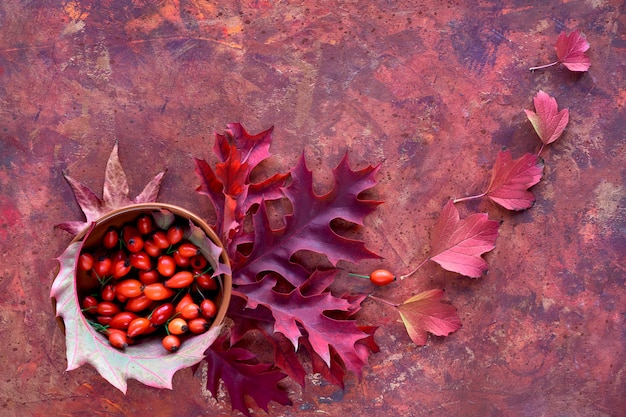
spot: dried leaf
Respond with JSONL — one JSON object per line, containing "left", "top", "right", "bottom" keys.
{"left": 55, "top": 143, "right": 166, "bottom": 235}
{"left": 485, "top": 150, "right": 545, "bottom": 210}
{"left": 524, "top": 91, "right": 569, "bottom": 148}
{"left": 397, "top": 289, "right": 462, "bottom": 346}
{"left": 429, "top": 200, "right": 499, "bottom": 278}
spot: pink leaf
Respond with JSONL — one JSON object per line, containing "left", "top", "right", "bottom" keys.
{"left": 429, "top": 200, "right": 499, "bottom": 278}
{"left": 485, "top": 150, "right": 545, "bottom": 210}
{"left": 555, "top": 29, "right": 591, "bottom": 72}
{"left": 524, "top": 90, "right": 569, "bottom": 147}
{"left": 397, "top": 289, "right": 462, "bottom": 346}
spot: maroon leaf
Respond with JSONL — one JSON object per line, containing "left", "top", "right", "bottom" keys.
{"left": 429, "top": 200, "right": 499, "bottom": 278}
{"left": 227, "top": 294, "right": 308, "bottom": 386}
{"left": 397, "top": 289, "right": 462, "bottom": 346}
{"left": 204, "top": 336, "right": 291, "bottom": 417}
{"left": 236, "top": 274, "right": 372, "bottom": 377}
{"left": 194, "top": 124, "right": 289, "bottom": 251}
{"left": 234, "top": 154, "right": 382, "bottom": 286}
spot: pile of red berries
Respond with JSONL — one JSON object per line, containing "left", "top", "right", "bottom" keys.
{"left": 77, "top": 213, "right": 221, "bottom": 353}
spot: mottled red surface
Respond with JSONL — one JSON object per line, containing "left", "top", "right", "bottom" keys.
{"left": 1, "top": 1, "right": 624, "bottom": 416}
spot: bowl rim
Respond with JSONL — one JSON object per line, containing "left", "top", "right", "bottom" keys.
{"left": 54, "top": 202, "right": 232, "bottom": 346}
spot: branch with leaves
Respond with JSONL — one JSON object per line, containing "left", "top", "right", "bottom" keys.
{"left": 50, "top": 28, "right": 589, "bottom": 417}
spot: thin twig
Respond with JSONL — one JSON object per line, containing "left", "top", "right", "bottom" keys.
{"left": 399, "top": 257, "right": 430, "bottom": 280}
{"left": 529, "top": 61, "right": 559, "bottom": 71}
{"left": 368, "top": 294, "right": 399, "bottom": 308}
{"left": 452, "top": 192, "right": 486, "bottom": 204}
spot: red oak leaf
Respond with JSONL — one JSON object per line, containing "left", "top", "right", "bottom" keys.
{"left": 302, "top": 324, "right": 378, "bottom": 388}
{"left": 194, "top": 124, "right": 289, "bottom": 251}
{"left": 524, "top": 91, "right": 569, "bottom": 153}
{"left": 429, "top": 200, "right": 499, "bottom": 278}
{"left": 204, "top": 335, "right": 291, "bottom": 417}
{"left": 55, "top": 143, "right": 166, "bottom": 235}
{"left": 236, "top": 274, "right": 372, "bottom": 377}
{"left": 529, "top": 29, "right": 590, "bottom": 72}
{"left": 227, "top": 294, "right": 309, "bottom": 386}
{"left": 453, "top": 150, "right": 545, "bottom": 210}
{"left": 233, "top": 154, "right": 382, "bottom": 286}
{"left": 51, "top": 216, "right": 225, "bottom": 393}
{"left": 396, "top": 289, "right": 462, "bottom": 346}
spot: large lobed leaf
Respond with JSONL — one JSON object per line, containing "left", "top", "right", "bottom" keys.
{"left": 234, "top": 154, "right": 382, "bottom": 287}
{"left": 204, "top": 336, "right": 291, "bottom": 417}
{"left": 55, "top": 143, "right": 166, "bottom": 235}
{"left": 195, "top": 126, "right": 383, "bottom": 413}
{"left": 429, "top": 200, "right": 499, "bottom": 278}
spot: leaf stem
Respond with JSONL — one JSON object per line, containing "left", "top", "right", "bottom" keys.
{"left": 399, "top": 257, "right": 430, "bottom": 280}
{"left": 537, "top": 143, "right": 545, "bottom": 156}
{"left": 529, "top": 61, "right": 559, "bottom": 71}
{"left": 368, "top": 294, "right": 399, "bottom": 308}
{"left": 452, "top": 192, "right": 486, "bottom": 204}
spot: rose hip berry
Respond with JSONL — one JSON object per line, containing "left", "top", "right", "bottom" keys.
{"left": 78, "top": 212, "right": 221, "bottom": 352}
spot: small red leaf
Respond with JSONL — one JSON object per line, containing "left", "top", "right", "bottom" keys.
{"left": 485, "top": 150, "right": 545, "bottom": 210}
{"left": 524, "top": 90, "right": 569, "bottom": 148}
{"left": 429, "top": 200, "right": 499, "bottom": 278}
{"left": 555, "top": 29, "right": 591, "bottom": 72}
{"left": 397, "top": 289, "right": 462, "bottom": 346}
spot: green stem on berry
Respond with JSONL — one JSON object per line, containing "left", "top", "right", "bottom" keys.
{"left": 348, "top": 273, "right": 370, "bottom": 279}
{"left": 193, "top": 266, "right": 214, "bottom": 277}
{"left": 87, "top": 320, "right": 109, "bottom": 333}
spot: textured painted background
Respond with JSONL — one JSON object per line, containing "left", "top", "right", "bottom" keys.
{"left": 1, "top": 1, "right": 624, "bottom": 416}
